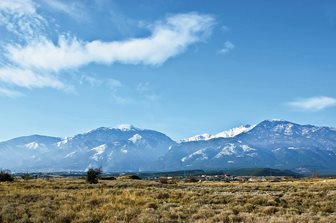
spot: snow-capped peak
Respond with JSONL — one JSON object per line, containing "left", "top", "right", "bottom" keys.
{"left": 114, "top": 124, "right": 139, "bottom": 131}
{"left": 267, "top": 119, "right": 286, "bottom": 122}
{"left": 180, "top": 133, "right": 212, "bottom": 142}
{"left": 214, "top": 125, "right": 255, "bottom": 138}
{"left": 180, "top": 125, "right": 255, "bottom": 142}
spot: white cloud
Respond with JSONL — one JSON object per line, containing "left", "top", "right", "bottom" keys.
{"left": 219, "top": 41, "right": 235, "bottom": 54}
{"left": 43, "top": 0, "right": 88, "bottom": 21}
{"left": 136, "top": 82, "right": 150, "bottom": 93}
{"left": 6, "top": 13, "right": 215, "bottom": 72}
{"left": 136, "top": 82, "right": 160, "bottom": 101}
{"left": 44, "top": 0, "right": 74, "bottom": 15}
{"left": 0, "top": 0, "right": 46, "bottom": 41}
{"left": 80, "top": 75, "right": 103, "bottom": 87}
{"left": 0, "top": 87, "right": 23, "bottom": 98}
{"left": 110, "top": 94, "right": 132, "bottom": 105}
{"left": 0, "top": 67, "right": 65, "bottom": 89}
{"left": 0, "top": 0, "right": 36, "bottom": 15}
{"left": 106, "top": 79, "right": 122, "bottom": 89}
{"left": 288, "top": 96, "right": 336, "bottom": 111}
{"left": 80, "top": 75, "right": 128, "bottom": 103}
{"left": 81, "top": 75, "right": 122, "bottom": 90}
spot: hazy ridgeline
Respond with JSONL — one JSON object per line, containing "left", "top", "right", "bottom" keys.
{"left": 0, "top": 178, "right": 335, "bottom": 223}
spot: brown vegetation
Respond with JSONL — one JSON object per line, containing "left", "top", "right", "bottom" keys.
{"left": 0, "top": 178, "right": 335, "bottom": 222}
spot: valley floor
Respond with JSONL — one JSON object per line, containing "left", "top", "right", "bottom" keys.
{"left": 0, "top": 178, "right": 335, "bottom": 223}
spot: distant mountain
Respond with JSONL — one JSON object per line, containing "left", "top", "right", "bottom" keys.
{"left": 159, "top": 120, "right": 336, "bottom": 174}
{"left": 0, "top": 125, "right": 175, "bottom": 172}
{"left": 0, "top": 135, "right": 62, "bottom": 171}
{"left": 1, "top": 120, "right": 336, "bottom": 174}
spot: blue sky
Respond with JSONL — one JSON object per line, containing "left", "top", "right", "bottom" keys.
{"left": 0, "top": 0, "right": 336, "bottom": 141}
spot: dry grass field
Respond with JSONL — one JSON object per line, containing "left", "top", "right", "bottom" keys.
{"left": 0, "top": 178, "right": 335, "bottom": 223}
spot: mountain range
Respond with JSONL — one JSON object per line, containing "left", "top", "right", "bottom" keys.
{"left": 1, "top": 120, "right": 336, "bottom": 174}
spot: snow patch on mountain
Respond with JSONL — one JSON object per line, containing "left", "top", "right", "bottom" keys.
{"left": 91, "top": 144, "right": 107, "bottom": 161}
{"left": 121, "top": 148, "right": 128, "bottom": 154}
{"left": 181, "top": 125, "right": 255, "bottom": 142}
{"left": 57, "top": 138, "right": 71, "bottom": 147}
{"left": 64, "top": 151, "right": 76, "bottom": 158}
{"left": 180, "top": 133, "right": 212, "bottom": 142}
{"left": 25, "top": 142, "right": 40, "bottom": 150}
{"left": 181, "top": 149, "right": 209, "bottom": 162}
{"left": 215, "top": 125, "right": 256, "bottom": 138}
{"left": 215, "top": 144, "right": 237, "bottom": 158}
{"left": 129, "top": 134, "right": 143, "bottom": 143}
{"left": 288, "top": 147, "right": 300, "bottom": 150}
{"left": 241, "top": 144, "right": 255, "bottom": 152}
{"left": 272, "top": 123, "right": 294, "bottom": 135}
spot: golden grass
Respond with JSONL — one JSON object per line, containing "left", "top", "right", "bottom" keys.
{"left": 0, "top": 178, "right": 335, "bottom": 223}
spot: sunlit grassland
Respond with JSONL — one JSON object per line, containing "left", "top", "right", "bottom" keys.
{"left": 0, "top": 178, "right": 336, "bottom": 223}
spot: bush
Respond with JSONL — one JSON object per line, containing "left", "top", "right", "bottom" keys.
{"left": 184, "top": 177, "right": 198, "bottom": 183}
{"left": 159, "top": 177, "right": 168, "bottom": 184}
{"left": 159, "top": 177, "right": 177, "bottom": 184}
{"left": 128, "top": 175, "right": 141, "bottom": 180}
{"left": 100, "top": 176, "right": 116, "bottom": 181}
{"left": 118, "top": 175, "right": 141, "bottom": 180}
{"left": 0, "top": 170, "right": 14, "bottom": 182}
{"left": 86, "top": 168, "right": 102, "bottom": 184}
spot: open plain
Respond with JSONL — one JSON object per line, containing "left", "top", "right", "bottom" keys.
{"left": 0, "top": 178, "right": 335, "bottom": 223}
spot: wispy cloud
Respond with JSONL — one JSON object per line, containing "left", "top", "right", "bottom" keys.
{"left": 288, "top": 96, "right": 336, "bottom": 111}
{"left": 0, "top": 0, "right": 46, "bottom": 41}
{"left": 0, "top": 87, "right": 23, "bottom": 98}
{"left": 0, "top": 67, "right": 65, "bottom": 89}
{"left": 6, "top": 13, "right": 215, "bottom": 72}
{"left": 219, "top": 41, "right": 235, "bottom": 54}
{"left": 81, "top": 75, "right": 122, "bottom": 90}
{"left": 136, "top": 82, "right": 160, "bottom": 101}
{"left": 43, "top": 0, "right": 88, "bottom": 22}
{"left": 80, "top": 76, "right": 159, "bottom": 104}
{"left": 80, "top": 75, "right": 129, "bottom": 104}
{"left": 106, "top": 79, "right": 123, "bottom": 89}
{"left": 0, "top": 0, "right": 36, "bottom": 16}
